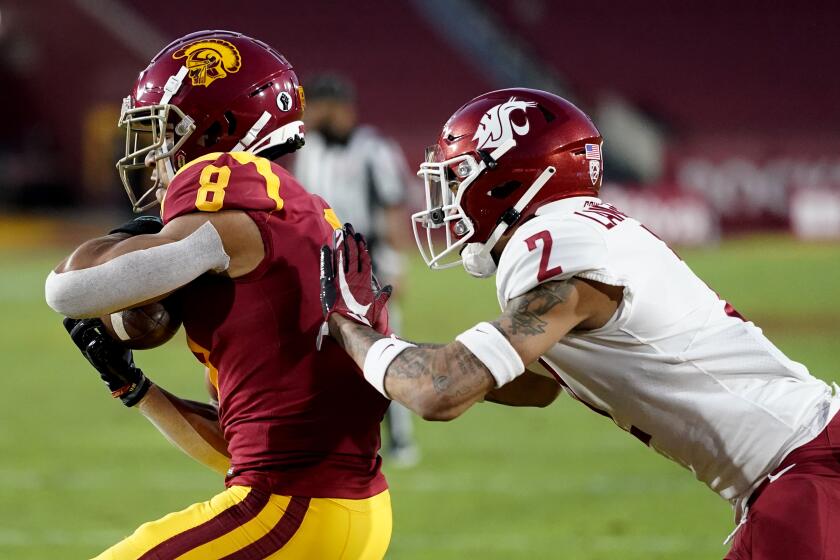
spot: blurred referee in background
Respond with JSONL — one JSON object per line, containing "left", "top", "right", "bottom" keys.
{"left": 293, "top": 73, "right": 420, "bottom": 467}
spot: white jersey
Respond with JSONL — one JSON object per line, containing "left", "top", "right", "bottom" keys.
{"left": 496, "top": 196, "right": 839, "bottom": 506}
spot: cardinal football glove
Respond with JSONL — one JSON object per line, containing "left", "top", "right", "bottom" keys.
{"left": 318, "top": 224, "right": 392, "bottom": 348}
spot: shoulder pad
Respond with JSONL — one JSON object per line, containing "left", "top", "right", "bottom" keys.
{"left": 496, "top": 213, "right": 608, "bottom": 305}
{"left": 162, "top": 152, "right": 287, "bottom": 222}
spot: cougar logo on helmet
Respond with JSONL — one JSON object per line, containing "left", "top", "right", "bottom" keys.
{"left": 172, "top": 39, "right": 242, "bottom": 87}
{"left": 472, "top": 97, "right": 538, "bottom": 151}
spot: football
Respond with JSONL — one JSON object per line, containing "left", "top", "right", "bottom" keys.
{"left": 101, "top": 297, "right": 182, "bottom": 350}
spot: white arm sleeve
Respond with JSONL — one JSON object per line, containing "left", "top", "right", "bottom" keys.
{"left": 137, "top": 386, "right": 230, "bottom": 475}
{"left": 45, "top": 221, "right": 229, "bottom": 318}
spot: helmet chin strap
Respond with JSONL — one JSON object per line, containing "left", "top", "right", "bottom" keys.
{"left": 233, "top": 111, "right": 272, "bottom": 151}
{"left": 142, "top": 65, "right": 187, "bottom": 202}
{"left": 461, "top": 165, "right": 556, "bottom": 277}
{"left": 488, "top": 138, "right": 516, "bottom": 161}
{"left": 160, "top": 66, "right": 188, "bottom": 105}
{"left": 478, "top": 165, "right": 558, "bottom": 256}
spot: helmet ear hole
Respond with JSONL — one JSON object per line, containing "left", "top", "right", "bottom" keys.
{"left": 489, "top": 180, "right": 521, "bottom": 199}
{"left": 198, "top": 121, "right": 223, "bottom": 148}
{"left": 223, "top": 111, "right": 237, "bottom": 136}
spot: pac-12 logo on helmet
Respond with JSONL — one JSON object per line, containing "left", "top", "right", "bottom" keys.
{"left": 472, "top": 97, "right": 538, "bottom": 150}
{"left": 586, "top": 143, "right": 602, "bottom": 185}
{"left": 173, "top": 39, "right": 242, "bottom": 87}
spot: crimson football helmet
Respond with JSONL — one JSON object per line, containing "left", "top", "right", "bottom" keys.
{"left": 413, "top": 88, "right": 603, "bottom": 272}
{"left": 117, "top": 30, "right": 306, "bottom": 212}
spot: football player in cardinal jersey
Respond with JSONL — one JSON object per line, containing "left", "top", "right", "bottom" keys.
{"left": 45, "top": 31, "right": 394, "bottom": 559}
{"left": 323, "top": 88, "right": 840, "bottom": 559}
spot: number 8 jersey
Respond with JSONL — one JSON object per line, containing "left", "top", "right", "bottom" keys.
{"left": 162, "top": 152, "right": 390, "bottom": 499}
{"left": 495, "top": 196, "right": 840, "bottom": 509}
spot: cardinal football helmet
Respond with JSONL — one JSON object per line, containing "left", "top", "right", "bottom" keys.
{"left": 117, "top": 30, "right": 306, "bottom": 212}
{"left": 413, "top": 88, "right": 603, "bottom": 272}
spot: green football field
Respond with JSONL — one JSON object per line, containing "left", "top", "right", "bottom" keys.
{"left": 1, "top": 236, "right": 838, "bottom": 559}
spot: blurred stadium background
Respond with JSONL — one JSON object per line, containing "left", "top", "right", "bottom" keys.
{"left": 1, "top": 1, "right": 839, "bottom": 558}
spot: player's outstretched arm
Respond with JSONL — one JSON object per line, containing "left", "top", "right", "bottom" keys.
{"left": 45, "top": 212, "right": 263, "bottom": 318}
{"left": 322, "top": 224, "right": 618, "bottom": 420}
{"left": 330, "top": 317, "right": 493, "bottom": 420}
{"left": 330, "top": 279, "right": 585, "bottom": 420}
{"left": 64, "top": 318, "right": 230, "bottom": 474}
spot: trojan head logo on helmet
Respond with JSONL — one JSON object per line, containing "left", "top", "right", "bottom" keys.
{"left": 116, "top": 30, "right": 306, "bottom": 212}
{"left": 413, "top": 88, "right": 603, "bottom": 275}
{"left": 172, "top": 38, "right": 242, "bottom": 87}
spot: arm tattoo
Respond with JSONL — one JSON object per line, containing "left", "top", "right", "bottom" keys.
{"left": 432, "top": 375, "right": 450, "bottom": 392}
{"left": 329, "top": 316, "right": 495, "bottom": 415}
{"left": 493, "top": 279, "right": 576, "bottom": 337}
{"left": 389, "top": 344, "right": 491, "bottom": 400}
{"left": 334, "top": 321, "right": 384, "bottom": 364}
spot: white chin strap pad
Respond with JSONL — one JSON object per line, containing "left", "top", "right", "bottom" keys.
{"left": 46, "top": 221, "right": 230, "bottom": 318}
{"left": 461, "top": 243, "right": 498, "bottom": 278}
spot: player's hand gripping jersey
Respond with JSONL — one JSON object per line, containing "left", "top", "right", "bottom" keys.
{"left": 163, "top": 152, "right": 390, "bottom": 499}
{"left": 496, "top": 197, "right": 840, "bottom": 507}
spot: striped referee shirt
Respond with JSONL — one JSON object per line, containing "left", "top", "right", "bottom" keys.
{"left": 292, "top": 126, "right": 409, "bottom": 239}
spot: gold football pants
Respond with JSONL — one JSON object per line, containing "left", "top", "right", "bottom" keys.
{"left": 93, "top": 486, "right": 392, "bottom": 559}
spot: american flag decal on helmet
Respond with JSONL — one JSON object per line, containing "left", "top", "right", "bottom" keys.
{"left": 585, "top": 143, "right": 601, "bottom": 160}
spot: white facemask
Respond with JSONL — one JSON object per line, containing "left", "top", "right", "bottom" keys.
{"left": 461, "top": 242, "right": 497, "bottom": 278}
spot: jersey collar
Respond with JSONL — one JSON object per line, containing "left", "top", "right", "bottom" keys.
{"left": 535, "top": 196, "right": 602, "bottom": 217}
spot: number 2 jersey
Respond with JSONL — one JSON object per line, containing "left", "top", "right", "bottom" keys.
{"left": 161, "top": 152, "right": 390, "bottom": 499}
{"left": 495, "top": 196, "right": 840, "bottom": 508}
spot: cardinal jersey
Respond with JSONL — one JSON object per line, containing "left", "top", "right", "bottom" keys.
{"left": 162, "top": 152, "right": 390, "bottom": 499}
{"left": 496, "top": 196, "right": 840, "bottom": 507}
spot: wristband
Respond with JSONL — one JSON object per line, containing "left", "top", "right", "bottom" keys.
{"left": 115, "top": 372, "right": 151, "bottom": 407}
{"left": 363, "top": 336, "right": 417, "bottom": 398}
{"left": 455, "top": 322, "right": 525, "bottom": 387}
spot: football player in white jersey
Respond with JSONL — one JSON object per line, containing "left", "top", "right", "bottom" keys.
{"left": 320, "top": 88, "right": 840, "bottom": 559}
